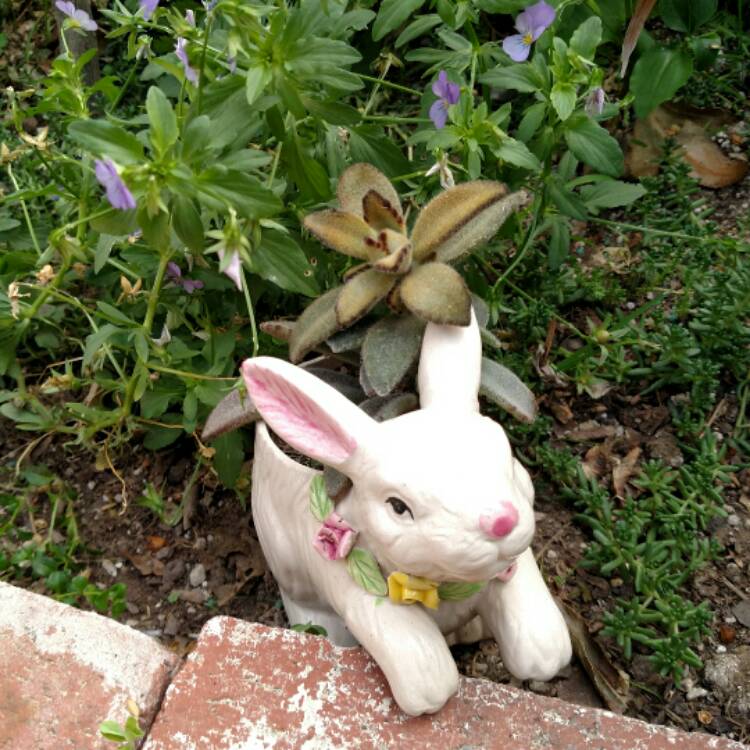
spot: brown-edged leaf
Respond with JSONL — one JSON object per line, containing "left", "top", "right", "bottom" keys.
{"left": 363, "top": 189, "right": 405, "bottom": 231}
{"left": 303, "top": 209, "right": 376, "bottom": 260}
{"left": 620, "top": 0, "right": 657, "bottom": 77}
{"left": 361, "top": 316, "right": 426, "bottom": 397}
{"left": 335, "top": 269, "right": 397, "bottom": 327}
{"left": 372, "top": 236, "right": 412, "bottom": 275}
{"left": 259, "top": 320, "right": 295, "bottom": 342}
{"left": 337, "top": 163, "right": 402, "bottom": 220}
{"left": 359, "top": 392, "right": 419, "bottom": 421}
{"left": 289, "top": 287, "right": 343, "bottom": 363}
{"left": 612, "top": 446, "right": 641, "bottom": 498}
{"left": 399, "top": 262, "right": 471, "bottom": 326}
{"left": 479, "top": 356, "right": 537, "bottom": 423}
{"left": 412, "top": 182, "right": 527, "bottom": 262}
{"left": 202, "top": 388, "right": 258, "bottom": 442}
{"left": 563, "top": 604, "right": 630, "bottom": 714}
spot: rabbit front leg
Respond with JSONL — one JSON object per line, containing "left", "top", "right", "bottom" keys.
{"left": 478, "top": 547, "right": 572, "bottom": 681}
{"left": 325, "top": 572, "right": 458, "bottom": 716}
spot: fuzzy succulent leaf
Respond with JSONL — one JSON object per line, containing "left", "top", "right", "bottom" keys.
{"left": 303, "top": 209, "right": 376, "bottom": 260}
{"left": 289, "top": 287, "right": 343, "bottom": 363}
{"left": 479, "top": 356, "right": 537, "bottom": 423}
{"left": 371, "top": 236, "right": 412, "bottom": 275}
{"left": 336, "top": 268, "right": 397, "bottom": 327}
{"left": 362, "top": 189, "right": 404, "bottom": 231}
{"left": 361, "top": 315, "right": 426, "bottom": 397}
{"left": 359, "top": 392, "right": 419, "bottom": 421}
{"left": 480, "top": 327, "right": 504, "bottom": 350}
{"left": 412, "top": 183, "right": 529, "bottom": 262}
{"left": 304, "top": 367, "right": 365, "bottom": 403}
{"left": 472, "top": 294, "right": 490, "bottom": 329}
{"left": 337, "top": 163, "right": 402, "bottom": 221}
{"left": 326, "top": 325, "right": 368, "bottom": 354}
{"left": 399, "top": 262, "right": 471, "bottom": 326}
{"left": 201, "top": 388, "right": 258, "bottom": 442}
{"left": 259, "top": 319, "right": 295, "bottom": 342}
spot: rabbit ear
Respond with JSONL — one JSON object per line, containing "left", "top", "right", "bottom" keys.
{"left": 241, "top": 357, "right": 375, "bottom": 469}
{"left": 417, "top": 307, "right": 481, "bottom": 412}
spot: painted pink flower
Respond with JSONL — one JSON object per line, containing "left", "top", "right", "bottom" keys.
{"left": 429, "top": 70, "right": 460, "bottom": 130}
{"left": 502, "top": 1, "right": 555, "bottom": 62}
{"left": 55, "top": 0, "right": 98, "bottom": 31}
{"left": 94, "top": 158, "right": 136, "bottom": 211}
{"left": 313, "top": 512, "right": 358, "bottom": 561}
{"left": 175, "top": 38, "right": 199, "bottom": 85}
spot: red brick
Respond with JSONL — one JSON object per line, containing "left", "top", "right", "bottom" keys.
{"left": 0, "top": 582, "right": 179, "bottom": 750}
{"left": 144, "top": 617, "right": 747, "bottom": 750}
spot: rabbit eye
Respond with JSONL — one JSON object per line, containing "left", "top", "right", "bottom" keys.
{"left": 386, "top": 497, "right": 413, "bottom": 519}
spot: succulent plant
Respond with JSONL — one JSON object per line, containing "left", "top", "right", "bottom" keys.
{"left": 289, "top": 163, "right": 529, "bottom": 363}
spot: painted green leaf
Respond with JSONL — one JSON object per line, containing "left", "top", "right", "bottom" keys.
{"left": 347, "top": 547, "right": 388, "bottom": 596}
{"left": 361, "top": 315, "right": 425, "bottom": 397}
{"left": 437, "top": 581, "right": 485, "bottom": 601}
{"left": 479, "top": 356, "right": 537, "bottom": 423}
{"left": 289, "top": 287, "right": 343, "bottom": 363}
{"left": 630, "top": 47, "right": 693, "bottom": 119}
{"left": 309, "top": 475, "right": 334, "bottom": 522}
{"left": 400, "top": 262, "right": 471, "bottom": 326}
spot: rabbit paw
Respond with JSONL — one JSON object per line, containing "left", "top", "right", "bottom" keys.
{"left": 383, "top": 638, "right": 459, "bottom": 716}
{"left": 494, "top": 594, "right": 572, "bottom": 681}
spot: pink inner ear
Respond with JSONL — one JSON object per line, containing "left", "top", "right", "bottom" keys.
{"left": 242, "top": 362, "right": 357, "bottom": 465}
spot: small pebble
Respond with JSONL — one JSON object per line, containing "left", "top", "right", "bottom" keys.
{"left": 716, "top": 644, "right": 727, "bottom": 654}
{"left": 697, "top": 709, "right": 713, "bottom": 725}
{"left": 546, "top": 549, "right": 558, "bottom": 560}
{"left": 727, "top": 514, "right": 741, "bottom": 527}
{"left": 719, "top": 625, "right": 736, "bottom": 644}
{"left": 101, "top": 559, "right": 117, "bottom": 578}
{"left": 189, "top": 563, "right": 206, "bottom": 587}
{"left": 87, "top": 480, "right": 96, "bottom": 490}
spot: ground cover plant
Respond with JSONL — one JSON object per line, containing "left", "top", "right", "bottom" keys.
{"left": 1, "top": 0, "right": 749, "bottom": 742}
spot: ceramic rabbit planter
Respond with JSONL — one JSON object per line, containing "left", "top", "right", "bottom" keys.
{"left": 238, "top": 310, "right": 572, "bottom": 716}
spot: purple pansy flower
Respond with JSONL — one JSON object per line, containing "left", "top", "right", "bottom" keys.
{"left": 55, "top": 0, "right": 98, "bottom": 31}
{"left": 585, "top": 87, "right": 606, "bottom": 116}
{"left": 502, "top": 1, "right": 555, "bottom": 62}
{"left": 175, "top": 38, "right": 199, "bottom": 85}
{"left": 429, "top": 70, "right": 460, "bottom": 130}
{"left": 94, "top": 159, "right": 136, "bottom": 211}
{"left": 217, "top": 248, "right": 242, "bottom": 290}
{"left": 139, "top": 0, "right": 159, "bottom": 20}
{"left": 313, "top": 512, "right": 358, "bottom": 561}
{"left": 167, "top": 262, "right": 204, "bottom": 294}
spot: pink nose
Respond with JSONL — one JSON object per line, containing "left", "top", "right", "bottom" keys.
{"left": 480, "top": 504, "right": 519, "bottom": 538}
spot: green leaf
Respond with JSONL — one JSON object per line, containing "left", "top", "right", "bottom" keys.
{"left": 83, "top": 324, "right": 120, "bottom": 367}
{"left": 143, "top": 425, "right": 182, "bottom": 450}
{"left": 373, "top": 0, "right": 427, "bottom": 41}
{"left": 548, "top": 181, "right": 588, "bottom": 221}
{"left": 172, "top": 195, "right": 204, "bottom": 253}
{"left": 361, "top": 316, "right": 425, "bottom": 397}
{"left": 580, "top": 180, "right": 647, "bottom": 209}
{"left": 90, "top": 209, "right": 137, "bottom": 236}
{"left": 309, "top": 475, "right": 334, "bottom": 522}
{"left": 570, "top": 16, "right": 602, "bottom": 59}
{"left": 564, "top": 114, "right": 623, "bottom": 177}
{"left": 550, "top": 82, "right": 577, "bottom": 122}
{"left": 136, "top": 206, "right": 170, "bottom": 251}
{"left": 630, "top": 47, "right": 693, "bottom": 119}
{"left": 479, "top": 356, "right": 537, "bottom": 423}
{"left": 284, "top": 130, "right": 331, "bottom": 202}
{"left": 250, "top": 230, "right": 319, "bottom": 297}
{"left": 68, "top": 120, "right": 144, "bottom": 165}
{"left": 212, "top": 431, "right": 244, "bottom": 487}
{"left": 146, "top": 86, "right": 178, "bottom": 156}
{"left": 660, "top": 0, "right": 716, "bottom": 32}
{"left": 395, "top": 14, "right": 442, "bottom": 47}
{"left": 347, "top": 547, "right": 388, "bottom": 596}
{"left": 547, "top": 216, "right": 570, "bottom": 271}
{"left": 302, "top": 97, "right": 361, "bottom": 126}
{"left": 496, "top": 137, "right": 541, "bottom": 170}
{"left": 94, "top": 234, "right": 117, "bottom": 274}
{"left": 245, "top": 64, "right": 272, "bottom": 106}
{"left": 96, "top": 301, "right": 137, "bottom": 327}
{"left": 480, "top": 64, "right": 544, "bottom": 93}
{"left": 99, "top": 721, "right": 127, "bottom": 742}
{"left": 516, "top": 101, "right": 546, "bottom": 143}
{"left": 437, "top": 581, "right": 485, "bottom": 601}
{"left": 349, "top": 126, "right": 411, "bottom": 178}
{"left": 195, "top": 168, "right": 282, "bottom": 219}
{"left": 132, "top": 329, "right": 149, "bottom": 363}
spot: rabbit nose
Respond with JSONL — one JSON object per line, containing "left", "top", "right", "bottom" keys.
{"left": 480, "top": 504, "right": 519, "bottom": 538}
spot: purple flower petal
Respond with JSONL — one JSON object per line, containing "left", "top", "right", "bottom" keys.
{"left": 167, "top": 262, "right": 182, "bottom": 279}
{"left": 175, "top": 38, "right": 199, "bottom": 85}
{"left": 73, "top": 8, "right": 98, "bottom": 30}
{"left": 585, "top": 87, "right": 606, "bottom": 116}
{"left": 185, "top": 9, "right": 195, "bottom": 26}
{"left": 55, "top": 0, "right": 76, "bottom": 15}
{"left": 218, "top": 248, "right": 242, "bottom": 290}
{"left": 517, "top": 1, "right": 555, "bottom": 40}
{"left": 503, "top": 34, "right": 531, "bottom": 62}
{"left": 94, "top": 158, "right": 136, "bottom": 211}
{"left": 429, "top": 99, "right": 448, "bottom": 129}
{"left": 432, "top": 70, "right": 450, "bottom": 100}
{"left": 140, "top": 0, "right": 159, "bottom": 20}
{"left": 182, "top": 279, "right": 204, "bottom": 294}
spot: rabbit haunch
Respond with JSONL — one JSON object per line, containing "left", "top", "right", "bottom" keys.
{"left": 242, "top": 311, "right": 572, "bottom": 716}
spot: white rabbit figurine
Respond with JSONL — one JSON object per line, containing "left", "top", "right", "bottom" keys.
{"left": 240, "top": 310, "right": 572, "bottom": 716}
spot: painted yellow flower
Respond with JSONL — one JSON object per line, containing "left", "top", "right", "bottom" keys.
{"left": 387, "top": 572, "right": 440, "bottom": 610}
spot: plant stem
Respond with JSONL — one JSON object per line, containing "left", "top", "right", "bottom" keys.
{"left": 148, "top": 364, "right": 236, "bottom": 381}
{"left": 240, "top": 266, "right": 259, "bottom": 357}
{"left": 107, "top": 60, "right": 139, "bottom": 114}
{"left": 6, "top": 164, "right": 41, "bottom": 256}
{"left": 196, "top": 17, "right": 214, "bottom": 113}
{"left": 589, "top": 217, "right": 732, "bottom": 243}
{"left": 359, "top": 73, "right": 421, "bottom": 97}
{"left": 362, "top": 115, "right": 429, "bottom": 124}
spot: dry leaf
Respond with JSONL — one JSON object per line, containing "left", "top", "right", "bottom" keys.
{"left": 620, "top": 0, "right": 657, "bottom": 77}
{"left": 612, "top": 446, "right": 642, "bottom": 498}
